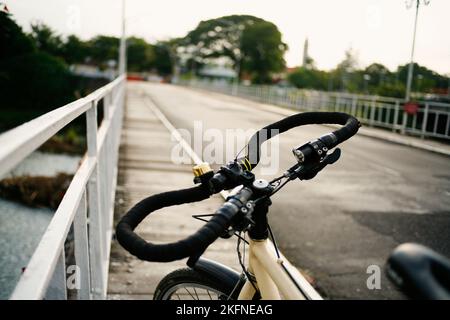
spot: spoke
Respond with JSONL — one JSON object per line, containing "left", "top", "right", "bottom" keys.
{"left": 193, "top": 287, "right": 199, "bottom": 300}
{"left": 184, "top": 287, "right": 196, "bottom": 300}
{"left": 164, "top": 283, "right": 227, "bottom": 300}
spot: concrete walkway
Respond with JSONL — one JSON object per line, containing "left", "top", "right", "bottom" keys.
{"left": 107, "top": 84, "right": 241, "bottom": 299}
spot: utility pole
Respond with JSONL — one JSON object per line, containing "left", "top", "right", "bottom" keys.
{"left": 404, "top": 0, "right": 430, "bottom": 102}
{"left": 118, "top": 0, "right": 127, "bottom": 76}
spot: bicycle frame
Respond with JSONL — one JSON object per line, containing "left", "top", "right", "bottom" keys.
{"left": 237, "top": 237, "right": 322, "bottom": 300}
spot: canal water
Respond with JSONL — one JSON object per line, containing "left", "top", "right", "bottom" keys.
{"left": 0, "top": 151, "right": 81, "bottom": 299}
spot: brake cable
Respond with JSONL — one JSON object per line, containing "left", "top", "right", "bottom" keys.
{"left": 237, "top": 231, "right": 259, "bottom": 293}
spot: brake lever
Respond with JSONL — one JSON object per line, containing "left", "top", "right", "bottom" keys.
{"left": 298, "top": 148, "right": 341, "bottom": 180}
{"left": 324, "top": 147, "right": 341, "bottom": 165}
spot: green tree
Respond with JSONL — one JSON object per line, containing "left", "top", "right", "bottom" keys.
{"left": 30, "top": 22, "right": 63, "bottom": 58}
{"left": 375, "top": 82, "right": 405, "bottom": 98}
{"left": 126, "top": 37, "right": 154, "bottom": 72}
{"left": 0, "top": 11, "right": 35, "bottom": 60}
{"left": 89, "top": 35, "right": 119, "bottom": 68}
{"left": 396, "top": 63, "right": 447, "bottom": 94}
{"left": 334, "top": 48, "right": 358, "bottom": 91}
{"left": 180, "top": 15, "right": 286, "bottom": 84}
{"left": 0, "top": 51, "right": 75, "bottom": 130}
{"left": 0, "top": 52, "right": 73, "bottom": 110}
{"left": 288, "top": 67, "right": 328, "bottom": 90}
{"left": 153, "top": 42, "right": 173, "bottom": 76}
{"left": 364, "top": 63, "right": 391, "bottom": 87}
{"left": 0, "top": 13, "right": 75, "bottom": 131}
{"left": 240, "top": 20, "right": 287, "bottom": 83}
{"left": 181, "top": 15, "right": 265, "bottom": 71}
{"left": 62, "top": 35, "right": 89, "bottom": 65}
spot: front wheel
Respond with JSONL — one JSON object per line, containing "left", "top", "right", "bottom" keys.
{"left": 153, "top": 268, "right": 237, "bottom": 300}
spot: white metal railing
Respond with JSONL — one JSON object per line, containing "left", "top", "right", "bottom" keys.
{"left": 182, "top": 79, "right": 450, "bottom": 141}
{"left": 0, "top": 75, "right": 126, "bottom": 300}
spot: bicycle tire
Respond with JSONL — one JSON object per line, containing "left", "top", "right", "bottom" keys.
{"left": 153, "top": 268, "right": 238, "bottom": 300}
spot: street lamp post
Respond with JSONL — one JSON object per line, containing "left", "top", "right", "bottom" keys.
{"left": 118, "top": 0, "right": 127, "bottom": 75}
{"left": 404, "top": 0, "right": 430, "bottom": 102}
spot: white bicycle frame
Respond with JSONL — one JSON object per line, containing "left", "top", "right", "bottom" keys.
{"left": 236, "top": 237, "right": 322, "bottom": 300}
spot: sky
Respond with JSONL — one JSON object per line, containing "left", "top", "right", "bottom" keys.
{"left": 6, "top": 0, "right": 450, "bottom": 74}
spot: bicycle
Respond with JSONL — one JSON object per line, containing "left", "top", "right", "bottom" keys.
{"left": 115, "top": 111, "right": 450, "bottom": 300}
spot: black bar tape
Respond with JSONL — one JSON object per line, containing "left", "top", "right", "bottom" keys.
{"left": 244, "top": 112, "right": 359, "bottom": 169}
{"left": 116, "top": 184, "right": 214, "bottom": 262}
{"left": 327, "top": 114, "right": 360, "bottom": 148}
{"left": 116, "top": 185, "right": 252, "bottom": 262}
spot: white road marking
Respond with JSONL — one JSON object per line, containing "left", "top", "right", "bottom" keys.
{"left": 142, "top": 88, "right": 229, "bottom": 199}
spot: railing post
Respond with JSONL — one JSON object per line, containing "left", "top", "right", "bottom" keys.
{"left": 393, "top": 101, "right": 400, "bottom": 132}
{"left": 336, "top": 96, "right": 341, "bottom": 112}
{"left": 421, "top": 103, "right": 429, "bottom": 139}
{"left": 86, "top": 101, "right": 105, "bottom": 300}
{"left": 445, "top": 115, "right": 450, "bottom": 138}
{"left": 44, "top": 249, "right": 67, "bottom": 300}
{"left": 401, "top": 108, "right": 408, "bottom": 135}
{"left": 73, "top": 189, "right": 91, "bottom": 300}
{"left": 351, "top": 95, "right": 357, "bottom": 116}
{"left": 268, "top": 86, "right": 273, "bottom": 104}
{"left": 232, "top": 81, "right": 238, "bottom": 96}
{"left": 432, "top": 111, "right": 439, "bottom": 138}
{"left": 370, "top": 98, "right": 376, "bottom": 127}
{"left": 103, "top": 91, "right": 111, "bottom": 120}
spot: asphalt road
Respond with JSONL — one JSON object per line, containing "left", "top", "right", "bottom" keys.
{"left": 138, "top": 82, "right": 450, "bottom": 299}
